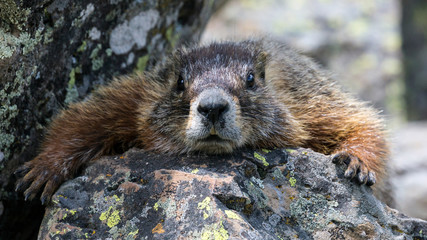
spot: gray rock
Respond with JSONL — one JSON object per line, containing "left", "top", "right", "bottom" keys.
{"left": 39, "top": 148, "right": 427, "bottom": 239}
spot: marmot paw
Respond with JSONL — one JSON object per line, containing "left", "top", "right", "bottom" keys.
{"left": 332, "top": 152, "right": 376, "bottom": 186}
{"left": 15, "top": 156, "right": 65, "bottom": 205}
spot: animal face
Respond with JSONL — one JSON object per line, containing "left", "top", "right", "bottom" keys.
{"left": 146, "top": 41, "right": 289, "bottom": 154}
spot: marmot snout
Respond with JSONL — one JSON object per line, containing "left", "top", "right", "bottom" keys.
{"left": 187, "top": 87, "right": 242, "bottom": 154}
{"left": 16, "top": 38, "right": 389, "bottom": 204}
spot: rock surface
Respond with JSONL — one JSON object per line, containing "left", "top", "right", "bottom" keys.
{"left": 39, "top": 148, "right": 427, "bottom": 239}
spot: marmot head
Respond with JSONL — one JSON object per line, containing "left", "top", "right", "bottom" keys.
{"left": 141, "top": 40, "right": 300, "bottom": 154}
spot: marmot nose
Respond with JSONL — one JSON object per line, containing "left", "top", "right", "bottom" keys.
{"left": 197, "top": 95, "right": 229, "bottom": 124}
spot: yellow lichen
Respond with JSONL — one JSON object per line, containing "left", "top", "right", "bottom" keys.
{"left": 99, "top": 207, "right": 109, "bottom": 221}
{"left": 53, "top": 228, "right": 69, "bottom": 236}
{"left": 62, "top": 209, "right": 77, "bottom": 220}
{"left": 113, "top": 194, "right": 121, "bottom": 202}
{"left": 191, "top": 168, "right": 199, "bottom": 174}
{"left": 128, "top": 229, "right": 139, "bottom": 238}
{"left": 198, "top": 197, "right": 211, "bottom": 211}
{"left": 261, "top": 149, "right": 271, "bottom": 153}
{"left": 58, "top": 194, "right": 67, "bottom": 199}
{"left": 201, "top": 221, "right": 229, "bottom": 240}
{"left": 225, "top": 210, "right": 242, "bottom": 221}
{"left": 107, "top": 209, "right": 120, "bottom": 228}
{"left": 289, "top": 177, "right": 297, "bottom": 187}
{"left": 198, "top": 197, "right": 211, "bottom": 219}
{"left": 254, "top": 152, "right": 269, "bottom": 166}
{"left": 99, "top": 206, "right": 121, "bottom": 228}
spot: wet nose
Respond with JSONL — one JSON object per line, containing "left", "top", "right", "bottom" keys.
{"left": 197, "top": 93, "right": 229, "bottom": 124}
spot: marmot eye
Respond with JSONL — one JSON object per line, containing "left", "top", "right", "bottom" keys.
{"left": 177, "top": 74, "right": 185, "bottom": 91}
{"left": 246, "top": 72, "right": 255, "bottom": 88}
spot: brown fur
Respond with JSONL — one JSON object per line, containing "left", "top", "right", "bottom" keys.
{"left": 16, "top": 38, "right": 389, "bottom": 204}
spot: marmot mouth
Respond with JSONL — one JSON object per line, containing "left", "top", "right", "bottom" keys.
{"left": 200, "top": 135, "right": 223, "bottom": 142}
{"left": 193, "top": 134, "right": 235, "bottom": 154}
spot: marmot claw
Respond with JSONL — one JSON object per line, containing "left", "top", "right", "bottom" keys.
{"left": 332, "top": 152, "right": 376, "bottom": 186}
{"left": 15, "top": 155, "right": 66, "bottom": 205}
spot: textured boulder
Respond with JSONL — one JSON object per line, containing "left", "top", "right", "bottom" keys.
{"left": 39, "top": 148, "right": 427, "bottom": 239}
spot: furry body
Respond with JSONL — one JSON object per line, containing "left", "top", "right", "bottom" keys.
{"left": 16, "top": 39, "right": 388, "bottom": 204}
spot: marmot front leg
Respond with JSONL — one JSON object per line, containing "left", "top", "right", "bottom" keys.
{"left": 300, "top": 96, "right": 389, "bottom": 187}
{"left": 15, "top": 103, "right": 121, "bottom": 204}
{"left": 15, "top": 77, "right": 147, "bottom": 204}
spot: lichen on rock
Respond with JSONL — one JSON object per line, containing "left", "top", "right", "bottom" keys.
{"left": 38, "top": 148, "right": 427, "bottom": 239}
{"left": 109, "top": 9, "right": 160, "bottom": 55}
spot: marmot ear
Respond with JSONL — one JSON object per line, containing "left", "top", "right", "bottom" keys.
{"left": 159, "top": 48, "right": 185, "bottom": 83}
{"left": 172, "top": 48, "right": 182, "bottom": 57}
{"left": 172, "top": 47, "right": 187, "bottom": 60}
{"left": 256, "top": 51, "right": 268, "bottom": 80}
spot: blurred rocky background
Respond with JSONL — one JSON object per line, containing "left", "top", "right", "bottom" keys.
{"left": 202, "top": 0, "right": 427, "bottom": 220}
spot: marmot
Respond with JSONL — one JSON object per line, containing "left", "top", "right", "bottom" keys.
{"left": 16, "top": 38, "right": 388, "bottom": 204}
